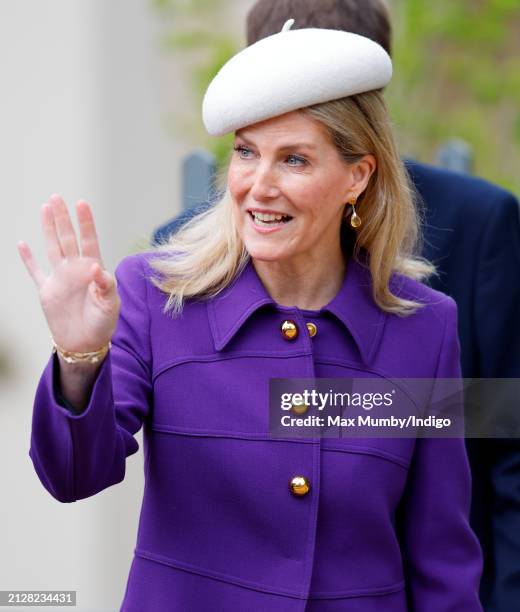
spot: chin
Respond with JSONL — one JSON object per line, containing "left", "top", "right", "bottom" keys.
{"left": 244, "top": 241, "right": 291, "bottom": 263}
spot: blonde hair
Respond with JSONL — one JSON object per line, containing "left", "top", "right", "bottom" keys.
{"left": 147, "top": 90, "right": 436, "bottom": 317}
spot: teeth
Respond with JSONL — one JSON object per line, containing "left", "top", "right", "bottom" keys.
{"left": 253, "top": 211, "right": 285, "bottom": 221}
{"left": 250, "top": 211, "right": 291, "bottom": 224}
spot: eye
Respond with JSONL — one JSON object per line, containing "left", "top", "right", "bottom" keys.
{"left": 233, "top": 145, "right": 254, "bottom": 159}
{"left": 286, "top": 154, "right": 308, "bottom": 167}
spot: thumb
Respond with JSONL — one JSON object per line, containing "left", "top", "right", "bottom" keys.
{"left": 91, "top": 263, "right": 116, "bottom": 295}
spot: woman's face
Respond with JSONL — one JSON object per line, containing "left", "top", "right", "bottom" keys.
{"left": 227, "top": 110, "right": 374, "bottom": 265}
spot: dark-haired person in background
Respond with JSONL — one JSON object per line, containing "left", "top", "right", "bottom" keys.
{"left": 153, "top": 1, "right": 520, "bottom": 610}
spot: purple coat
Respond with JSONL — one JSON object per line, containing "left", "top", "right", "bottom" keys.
{"left": 29, "top": 251, "right": 483, "bottom": 611}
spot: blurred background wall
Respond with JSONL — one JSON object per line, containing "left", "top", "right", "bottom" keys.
{"left": 1, "top": 1, "right": 253, "bottom": 610}
{"left": 2, "top": 0, "right": 518, "bottom": 610}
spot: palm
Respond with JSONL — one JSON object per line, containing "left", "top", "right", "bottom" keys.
{"left": 17, "top": 194, "right": 120, "bottom": 353}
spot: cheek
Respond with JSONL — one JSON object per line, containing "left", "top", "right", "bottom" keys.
{"left": 227, "top": 177, "right": 247, "bottom": 230}
{"left": 231, "top": 205, "right": 243, "bottom": 233}
{"left": 227, "top": 164, "right": 250, "bottom": 200}
{"left": 295, "top": 181, "right": 339, "bottom": 220}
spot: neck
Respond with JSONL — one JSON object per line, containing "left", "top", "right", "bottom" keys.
{"left": 252, "top": 247, "right": 347, "bottom": 311}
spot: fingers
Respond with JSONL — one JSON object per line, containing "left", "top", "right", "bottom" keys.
{"left": 48, "top": 194, "right": 80, "bottom": 259}
{"left": 17, "top": 241, "right": 47, "bottom": 289}
{"left": 76, "top": 200, "right": 102, "bottom": 262}
{"left": 41, "top": 201, "right": 65, "bottom": 267}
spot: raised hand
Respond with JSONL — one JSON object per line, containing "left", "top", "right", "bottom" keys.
{"left": 17, "top": 194, "right": 121, "bottom": 354}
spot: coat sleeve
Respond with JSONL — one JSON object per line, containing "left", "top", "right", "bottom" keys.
{"left": 475, "top": 192, "right": 520, "bottom": 377}
{"left": 474, "top": 192, "right": 520, "bottom": 609}
{"left": 28, "top": 253, "right": 153, "bottom": 503}
{"left": 396, "top": 297, "right": 483, "bottom": 611}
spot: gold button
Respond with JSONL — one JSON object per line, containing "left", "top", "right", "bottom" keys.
{"left": 306, "top": 322, "right": 317, "bottom": 338}
{"left": 289, "top": 475, "right": 310, "bottom": 497}
{"left": 280, "top": 320, "right": 298, "bottom": 340}
{"left": 291, "top": 401, "right": 309, "bottom": 415}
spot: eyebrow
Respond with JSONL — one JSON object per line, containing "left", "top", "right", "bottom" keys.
{"left": 235, "top": 131, "right": 318, "bottom": 151}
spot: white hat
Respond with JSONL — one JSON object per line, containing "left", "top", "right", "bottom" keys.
{"left": 202, "top": 19, "right": 392, "bottom": 137}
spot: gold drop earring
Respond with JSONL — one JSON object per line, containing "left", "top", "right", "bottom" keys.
{"left": 348, "top": 196, "right": 361, "bottom": 228}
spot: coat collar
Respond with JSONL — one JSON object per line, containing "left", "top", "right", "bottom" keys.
{"left": 207, "top": 251, "right": 387, "bottom": 365}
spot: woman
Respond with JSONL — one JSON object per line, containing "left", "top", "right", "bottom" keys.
{"left": 18, "top": 21, "right": 483, "bottom": 611}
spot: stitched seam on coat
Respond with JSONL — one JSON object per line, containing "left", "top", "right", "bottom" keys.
{"left": 134, "top": 548, "right": 306, "bottom": 599}
{"left": 367, "top": 311, "right": 388, "bottom": 364}
{"left": 149, "top": 425, "right": 409, "bottom": 466}
{"left": 320, "top": 444, "right": 409, "bottom": 468}
{"left": 312, "top": 358, "right": 425, "bottom": 413}
{"left": 428, "top": 300, "right": 451, "bottom": 404}
{"left": 307, "top": 356, "right": 418, "bottom": 381}
{"left": 133, "top": 548, "right": 406, "bottom": 600}
{"left": 150, "top": 425, "right": 318, "bottom": 443}
{"left": 153, "top": 350, "right": 314, "bottom": 382}
{"left": 301, "top": 421, "right": 321, "bottom": 599}
{"left": 138, "top": 255, "right": 154, "bottom": 474}
{"left": 138, "top": 255, "right": 154, "bottom": 384}
{"left": 307, "top": 580, "right": 406, "bottom": 599}
{"left": 297, "top": 314, "right": 320, "bottom": 599}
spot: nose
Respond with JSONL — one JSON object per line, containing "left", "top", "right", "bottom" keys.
{"left": 250, "top": 162, "right": 280, "bottom": 201}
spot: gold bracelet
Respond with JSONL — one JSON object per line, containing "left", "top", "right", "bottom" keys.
{"left": 51, "top": 337, "right": 111, "bottom": 364}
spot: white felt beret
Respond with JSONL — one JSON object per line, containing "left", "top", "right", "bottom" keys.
{"left": 202, "top": 19, "right": 392, "bottom": 137}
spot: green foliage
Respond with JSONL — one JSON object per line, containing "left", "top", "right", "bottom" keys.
{"left": 386, "top": 0, "right": 520, "bottom": 196}
{"left": 152, "top": 0, "right": 240, "bottom": 170}
{"left": 152, "top": 0, "right": 219, "bottom": 16}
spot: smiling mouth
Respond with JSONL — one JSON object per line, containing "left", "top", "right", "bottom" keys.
{"left": 248, "top": 211, "right": 293, "bottom": 227}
